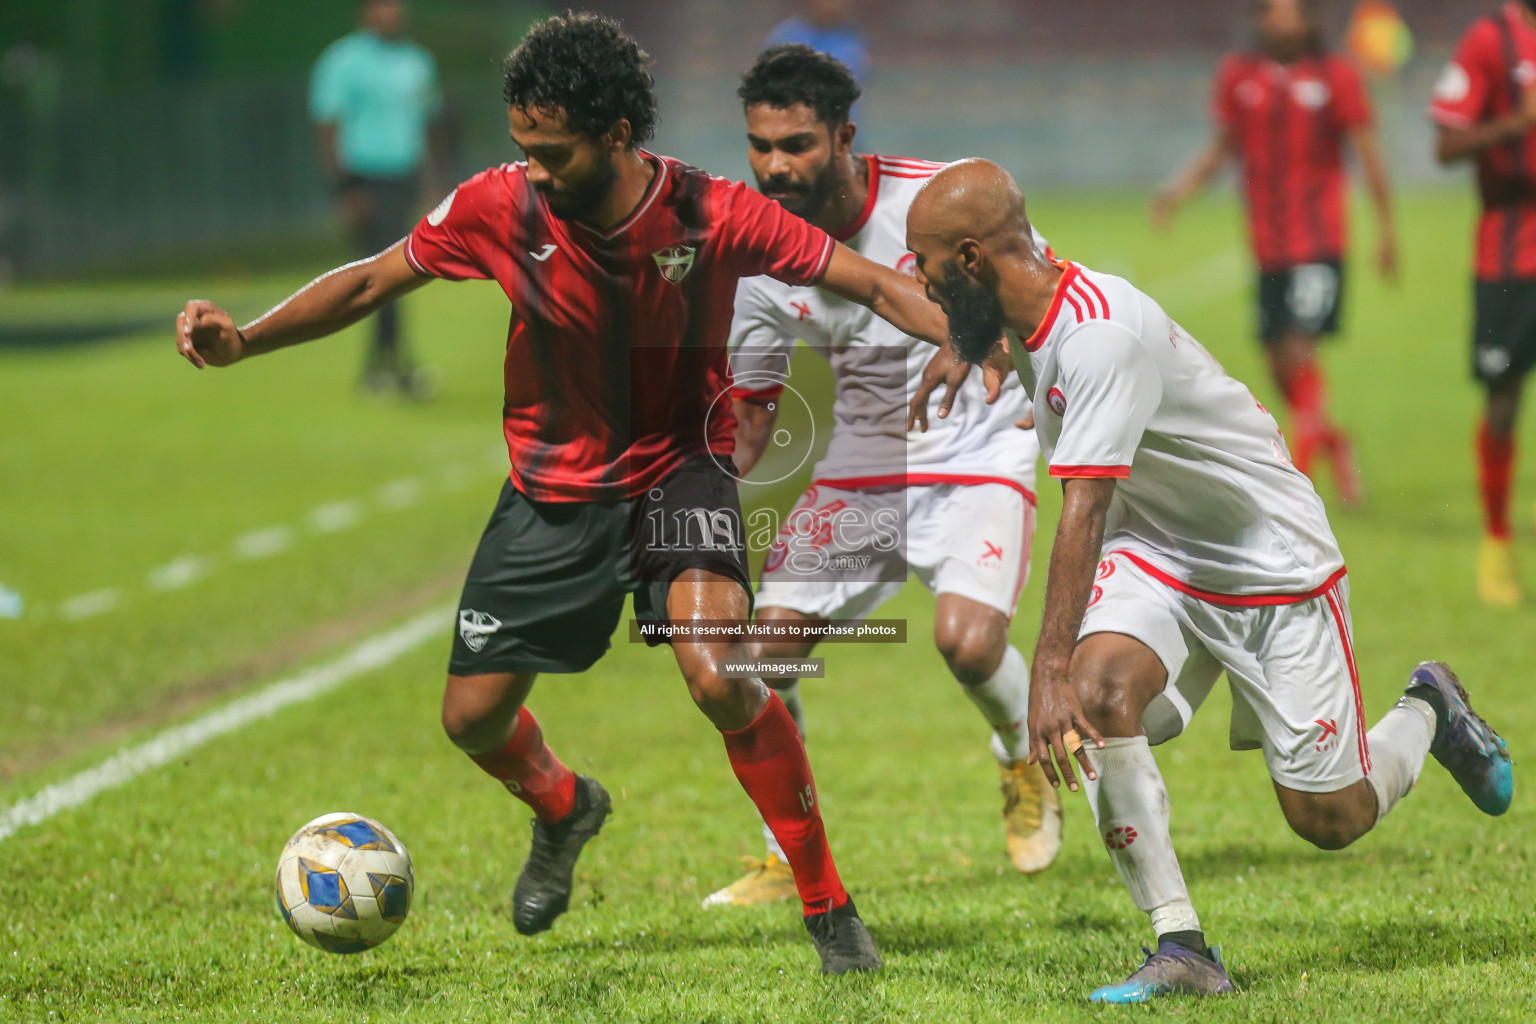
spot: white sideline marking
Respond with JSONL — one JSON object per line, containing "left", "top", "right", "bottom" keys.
{"left": 147, "top": 555, "right": 207, "bottom": 592}
{"left": 0, "top": 603, "right": 452, "bottom": 845}
{"left": 233, "top": 526, "right": 294, "bottom": 560}
{"left": 377, "top": 477, "right": 424, "bottom": 510}
{"left": 15, "top": 458, "right": 506, "bottom": 625}
{"left": 307, "top": 500, "right": 363, "bottom": 535}
{"left": 59, "top": 589, "right": 120, "bottom": 620}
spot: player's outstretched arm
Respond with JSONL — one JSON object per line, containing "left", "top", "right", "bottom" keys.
{"left": 1028, "top": 477, "right": 1114, "bottom": 792}
{"left": 819, "top": 242, "right": 949, "bottom": 349}
{"left": 1150, "top": 130, "right": 1233, "bottom": 230}
{"left": 175, "top": 241, "right": 428, "bottom": 369}
{"left": 1349, "top": 126, "right": 1398, "bottom": 282}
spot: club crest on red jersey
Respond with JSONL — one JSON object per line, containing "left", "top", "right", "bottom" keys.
{"left": 653, "top": 245, "right": 697, "bottom": 284}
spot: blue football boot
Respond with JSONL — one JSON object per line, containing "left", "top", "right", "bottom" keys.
{"left": 1089, "top": 942, "right": 1235, "bottom": 1003}
{"left": 1405, "top": 661, "right": 1513, "bottom": 816}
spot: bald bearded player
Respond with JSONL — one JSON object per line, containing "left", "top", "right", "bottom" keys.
{"left": 903, "top": 160, "right": 1512, "bottom": 1003}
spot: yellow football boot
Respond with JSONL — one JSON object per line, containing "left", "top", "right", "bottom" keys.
{"left": 1001, "top": 759, "right": 1062, "bottom": 874}
{"left": 701, "top": 854, "right": 796, "bottom": 908}
{"left": 1477, "top": 536, "right": 1522, "bottom": 608}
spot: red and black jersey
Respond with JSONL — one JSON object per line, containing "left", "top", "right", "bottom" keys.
{"left": 1430, "top": 2, "right": 1536, "bottom": 281}
{"left": 406, "top": 153, "right": 835, "bottom": 502}
{"left": 1213, "top": 50, "right": 1373, "bottom": 271}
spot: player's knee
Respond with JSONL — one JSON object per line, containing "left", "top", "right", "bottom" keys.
{"left": 746, "top": 637, "right": 815, "bottom": 661}
{"left": 937, "top": 627, "right": 1003, "bottom": 685}
{"left": 1070, "top": 651, "right": 1139, "bottom": 731}
{"left": 440, "top": 680, "right": 517, "bottom": 755}
{"left": 933, "top": 614, "right": 1005, "bottom": 685}
{"left": 681, "top": 660, "right": 737, "bottom": 711}
{"left": 1283, "top": 804, "right": 1368, "bottom": 851}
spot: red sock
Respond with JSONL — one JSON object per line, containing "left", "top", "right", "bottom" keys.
{"left": 468, "top": 706, "right": 577, "bottom": 824}
{"left": 1280, "top": 359, "right": 1335, "bottom": 476}
{"left": 1479, "top": 420, "right": 1516, "bottom": 540}
{"left": 722, "top": 693, "right": 848, "bottom": 915}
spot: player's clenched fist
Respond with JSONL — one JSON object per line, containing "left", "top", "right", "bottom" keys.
{"left": 175, "top": 300, "right": 244, "bottom": 369}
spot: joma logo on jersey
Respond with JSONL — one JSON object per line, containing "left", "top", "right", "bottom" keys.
{"left": 458, "top": 609, "right": 502, "bottom": 653}
{"left": 652, "top": 245, "right": 697, "bottom": 284}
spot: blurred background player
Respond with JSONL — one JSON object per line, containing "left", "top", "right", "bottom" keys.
{"left": 1430, "top": 0, "right": 1536, "bottom": 607}
{"left": 1151, "top": 0, "right": 1397, "bottom": 503}
{"left": 179, "top": 11, "right": 966, "bottom": 975}
{"left": 704, "top": 45, "right": 1056, "bottom": 908}
{"left": 909, "top": 158, "right": 1512, "bottom": 1003}
{"left": 767, "top": 0, "right": 869, "bottom": 85}
{"left": 310, "top": 0, "right": 445, "bottom": 398}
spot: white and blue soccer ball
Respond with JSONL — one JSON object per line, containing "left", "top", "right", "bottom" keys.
{"left": 275, "top": 812, "right": 414, "bottom": 954}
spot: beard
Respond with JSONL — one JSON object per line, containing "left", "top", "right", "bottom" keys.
{"left": 935, "top": 261, "right": 1006, "bottom": 365}
{"left": 536, "top": 156, "right": 619, "bottom": 222}
{"left": 757, "top": 158, "right": 840, "bottom": 220}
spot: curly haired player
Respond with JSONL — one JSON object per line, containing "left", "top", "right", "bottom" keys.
{"left": 173, "top": 11, "right": 958, "bottom": 975}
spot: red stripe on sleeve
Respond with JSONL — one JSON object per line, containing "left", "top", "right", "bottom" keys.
{"left": 1079, "top": 274, "right": 1111, "bottom": 318}
{"left": 1050, "top": 464, "right": 1131, "bottom": 479}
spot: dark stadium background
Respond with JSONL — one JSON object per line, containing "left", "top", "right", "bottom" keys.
{"left": 0, "top": 0, "right": 1488, "bottom": 279}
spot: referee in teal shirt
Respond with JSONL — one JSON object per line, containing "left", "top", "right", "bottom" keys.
{"left": 310, "top": 0, "right": 444, "bottom": 397}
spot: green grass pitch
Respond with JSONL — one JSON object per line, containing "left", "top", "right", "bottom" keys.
{"left": 2, "top": 188, "right": 1535, "bottom": 1022}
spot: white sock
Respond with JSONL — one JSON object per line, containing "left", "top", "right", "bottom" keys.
{"left": 1082, "top": 736, "right": 1201, "bottom": 937}
{"left": 962, "top": 645, "right": 1031, "bottom": 763}
{"left": 760, "top": 683, "right": 803, "bottom": 861}
{"left": 1364, "top": 697, "right": 1435, "bottom": 826}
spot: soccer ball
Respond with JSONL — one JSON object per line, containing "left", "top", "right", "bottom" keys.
{"left": 274, "top": 812, "right": 414, "bottom": 954}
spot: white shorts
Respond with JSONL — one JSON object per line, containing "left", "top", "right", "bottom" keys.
{"left": 756, "top": 481, "right": 1035, "bottom": 620}
{"left": 1079, "top": 551, "right": 1367, "bottom": 794}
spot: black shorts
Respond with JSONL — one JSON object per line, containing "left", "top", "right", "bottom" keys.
{"left": 337, "top": 173, "right": 419, "bottom": 256}
{"left": 1258, "top": 261, "right": 1345, "bottom": 344}
{"left": 1473, "top": 279, "right": 1536, "bottom": 385}
{"left": 449, "top": 454, "right": 751, "bottom": 676}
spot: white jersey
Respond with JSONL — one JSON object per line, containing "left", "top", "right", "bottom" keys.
{"left": 1013, "top": 261, "right": 1345, "bottom": 598}
{"left": 730, "top": 155, "right": 1039, "bottom": 493}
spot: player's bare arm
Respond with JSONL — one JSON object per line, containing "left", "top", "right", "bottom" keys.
{"left": 1436, "top": 85, "right": 1536, "bottom": 163}
{"left": 1027, "top": 477, "right": 1112, "bottom": 792}
{"left": 175, "top": 242, "right": 427, "bottom": 369}
{"left": 730, "top": 396, "right": 779, "bottom": 477}
{"left": 818, "top": 242, "right": 949, "bottom": 348}
{"left": 1349, "top": 126, "right": 1398, "bottom": 281}
{"left": 1150, "top": 129, "right": 1235, "bottom": 230}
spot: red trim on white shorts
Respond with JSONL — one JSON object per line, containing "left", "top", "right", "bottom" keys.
{"left": 1110, "top": 550, "right": 1349, "bottom": 608}
{"left": 1322, "top": 582, "right": 1371, "bottom": 775}
{"left": 814, "top": 472, "right": 1037, "bottom": 505}
{"left": 1009, "top": 501, "right": 1036, "bottom": 616}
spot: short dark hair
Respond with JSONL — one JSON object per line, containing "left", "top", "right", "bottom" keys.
{"left": 738, "top": 43, "right": 862, "bottom": 127}
{"left": 502, "top": 10, "right": 658, "bottom": 145}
